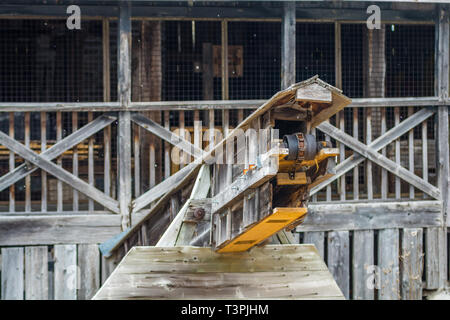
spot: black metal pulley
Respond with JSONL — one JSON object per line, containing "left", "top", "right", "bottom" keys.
{"left": 283, "top": 132, "right": 318, "bottom": 161}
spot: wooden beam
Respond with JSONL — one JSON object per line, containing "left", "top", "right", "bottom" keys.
{"left": 131, "top": 112, "right": 205, "bottom": 159}
{"left": 0, "top": 114, "right": 115, "bottom": 192}
{"left": 1, "top": 247, "right": 24, "bottom": 300}
{"left": 295, "top": 201, "right": 442, "bottom": 232}
{"left": 281, "top": 1, "right": 296, "bottom": 89}
{"left": 317, "top": 121, "right": 441, "bottom": 199}
{"left": 118, "top": 3, "right": 131, "bottom": 108}
{"left": 0, "top": 130, "right": 120, "bottom": 213}
{"left": 311, "top": 107, "right": 436, "bottom": 195}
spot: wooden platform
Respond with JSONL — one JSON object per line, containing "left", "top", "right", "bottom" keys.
{"left": 93, "top": 244, "right": 345, "bottom": 300}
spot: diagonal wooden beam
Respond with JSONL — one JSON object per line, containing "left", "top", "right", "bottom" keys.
{"left": 311, "top": 107, "right": 436, "bottom": 195}
{"left": 317, "top": 120, "right": 441, "bottom": 200}
{"left": 0, "top": 131, "right": 120, "bottom": 214}
{"left": 0, "top": 114, "right": 116, "bottom": 192}
{"left": 131, "top": 112, "right": 205, "bottom": 159}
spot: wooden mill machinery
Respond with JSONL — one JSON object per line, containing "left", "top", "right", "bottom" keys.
{"left": 94, "top": 76, "right": 351, "bottom": 300}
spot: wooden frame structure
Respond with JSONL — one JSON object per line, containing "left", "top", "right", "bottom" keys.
{"left": 0, "top": 1, "right": 449, "bottom": 300}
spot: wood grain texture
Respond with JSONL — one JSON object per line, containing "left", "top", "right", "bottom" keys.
{"left": 25, "top": 246, "right": 48, "bottom": 300}
{"left": 54, "top": 244, "right": 77, "bottom": 300}
{"left": 377, "top": 229, "right": 400, "bottom": 300}
{"left": 1, "top": 247, "right": 24, "bottom": 300}
{"left": 93, "top": 245, "right": 344, "bottom": 300}
{"left": 352, "top": 230, "right": 374, "bottom": 300}
{"left": 327, "top": 231, "right": 350, "bottom": 299}
{"left": 401, "top": 228, "right": 423, "bottom": 300}
{"left": 78, "top": 244, "right": 100, "bottom": 300}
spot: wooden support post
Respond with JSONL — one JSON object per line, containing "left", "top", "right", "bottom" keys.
{"left": 221, "top": 21, "right": 229, "bottom": 100}
{"left": 281, "top": 1, "right": 296, "bottom": 90}
{"left": 118, "top": 3, "right": 132, "bottom": 230}
{"left": 9, "top": 113, "right": 14, "bottom": 213}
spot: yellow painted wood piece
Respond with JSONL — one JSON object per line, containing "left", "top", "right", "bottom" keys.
{"left": 278, "top": 147, "right": 338, "bottom": 172}
{"left": 216, "top": 207, "right": 308, "bottom": 253}
{"left": 277, "top": 172, "right": 308, "bottom": 185}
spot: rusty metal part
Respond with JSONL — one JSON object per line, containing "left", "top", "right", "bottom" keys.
{"left": 193, "top": 207, "right": 205, "bottom": 220}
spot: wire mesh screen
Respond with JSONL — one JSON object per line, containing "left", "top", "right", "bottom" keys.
{"left": 162, "top": 21, "right": 222, "bottom": 101}
{"left": 385, "top": 24, "right": 435, "bottom": 97}
{"left": 296, "top": 23, "right": 335, "bottom": 86}
{"left": 0, "top": 19, "right": 103, "bottom": 102}
{"left": 341, "top": 23, "right": 364, "bottom": 98}
{"left": 228, "top": 21, "right": 281, "bottom": 100}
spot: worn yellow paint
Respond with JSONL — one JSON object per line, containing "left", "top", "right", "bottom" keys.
{"left": 278, "top": 147, "right": 338, "bottom": 172}
{"left": 277, "top": 172, "right": 308, "bottom": 185}
{"left": 216, "top": 207, "right": 308, "bottom": 253}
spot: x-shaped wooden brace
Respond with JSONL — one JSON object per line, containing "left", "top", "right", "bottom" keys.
{"left": 313, "top": 107, "right": 441, "bottom": 200}
{"left": 0, "top": 114, "right": 120, "bottom": 213}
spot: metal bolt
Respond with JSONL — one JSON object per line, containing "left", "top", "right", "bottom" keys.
{"left": 193, "top": 207, "right": 205, "bottom": 219}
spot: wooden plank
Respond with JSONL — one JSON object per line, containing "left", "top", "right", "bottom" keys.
{"left": 25, "top": 246, "right": 48, "bottom": 300}
{"left": 131, "top": 113, "right": 204, "bottom": 159}
{"left": 134, "top": 123, "right": 141, "bottom": 197}
{"left": 56, "top": 111, "right": 63, "bottom": 212}
{"left": 41, "top": 112, "right": 47, "bottom": 212}
{"left": 422, "top": 117, "right": 428, "bottom": 199}
{"left": 0, "top": 114, "right": 116, "bottom": 193}
{"left": 0, "top": 130, "right": 120, "bottom": 214}
{"left": 339, "top": 110, "right": 345, "bottom": 201}
{"left": 425, "top": 227, "right": 446, "bottom": 289}
{"left": 1, "top": 247, "right": 24, "bottom": 300}
{"left": 88, "top": 112, "right": 95, "bottom": 212}
{"left": 118, "top": 3, "right": 131, "bottom": 108}
{"left": 54, "top": 244, "right": 77, "bottom": 300}
{"left": 277, "top": 172, "right": 307, "bottom": 185}
{"left": 296, "top": 201, "right": 442, "bottom": 232}
{"left": 202, "top": 43, "right": 214, "bottom": 100}
{"left": 0, "top": 215, "right": 126, "bottom": 246}
{"left": 103, "top": 18, "right": 111, "bottom": 103}
{"left": 24, "top": 112, "right": 31, "bottom": 212}
{"left": 101, "top": 254, "right": 118, "bottom": 286}
{"left": 281, "top": 1, "right": 295, "bottom": 89}
{"left": 311, "top": 107, "right": 435, "bottom": 195}
{"left": 408, "top": 107, "right": 415, "bottom": 199}
{"left": 377, "top": 228, "right": 400, "bottom": 300}
{"left": 221, "top": 20, "right": 229, "bottom": 100}
{"left": 78, "top": 244, "right": 100, "bottom": 300}
{"left": 72, "top": 112, "right": 79, "bottom": 211}
{"left": 380, "top": 107, "right": 387, "bottom": 199}
{"left": 303, "top": 232, "right": 325, "bottom": 259}
{"left": 93, "top": 245, "right": 344, "bottom": 300}
{"left": 327, "top": 231, "right": 350, "bottom": 299}
{"left": 401, "top": 228, "right": 423, "bottom": 300}
{"left": 394, "top": 107, "right": 401, "bottom": 199}
{"left": 317, "top": 121, "right": 441, "bottom": 199}
{"left": 366, "top": 108, "right": 373, "bottom": 200}
{"left": 118, "top": 111, "right": 132, "bottom": 228}
{"left": 9, "top": 112, "right": 14, "bottom": 212}
{"left": 164, "top": 110, "right": 171, "bottom": 179}
{"left": 352, "top": 230, "right": 374, "bottom": 300}
{"left": 353, "top": 107, "right": 359, "bottom": 200}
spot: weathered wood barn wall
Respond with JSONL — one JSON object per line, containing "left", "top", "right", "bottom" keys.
{"left": 0, "top": 1, "right": 449, "bottom": 300}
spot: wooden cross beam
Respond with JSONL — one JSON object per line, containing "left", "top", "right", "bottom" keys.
{"left": 317, "top": 119, "right": 441, "bottom": 200}
{"left": 0, "top": 114, "right": 116, "bottom": 193}
{"left": 0, "top": 130, "right": 120, "bottom": 214}
{"left": 311, "top": 107, "right": 436, "bottom": 196}
{"left": 131, "top": 113, "right": 206, "bottom": 159}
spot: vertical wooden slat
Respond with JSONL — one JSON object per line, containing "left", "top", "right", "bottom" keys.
{"left": 310, "top": 127, "right": 318, "bottom": 202}
{"left": 101, "top": 255, "right": 117, "bottom": 285}
{"left": 134, "top": 124, "right": 141, "bottom": 197}
{"left": 88, "top": 112, "right": 94, "bottom": 212}
{"left": 223, "top": 110, "right": 232, "bottom": 185}
{"left": 118, "top": 112, "right": 132, "bottom": 229}
{"left": 394, "top": 107, "right": 401, "bottom": 199}
{"left": 221, "top": 20, "right": 229, "bottom": 99}
{"left": 352, "top": 230, "right": 374, "bottom": 300}
{"left": 378, "top": 228, "right": 400, "bottom": 300}
{"left": 327, "top": 231, "right": 350, "bottom": 299}
{"left": 40, "top": 112, "right": 47, "bottom": 212}
{"left": 303, "top": 232, "right": 325, "bottom": 259}
{"left": 1, "top": 247, "right": 24, "bottom": 300}
{"left": 24, "top": 112, "right": 31, "bottom": 212}
{"left": 281, "top": 1, "right": 296, "bottom": 89}
{"left": 366, "top": 108, "right": 373, "bottom": 200}
{"left": 9, "top": 112, "right": 15, "bottom": 213}
{"left": 425, "top": 227, "right": 445, "bottom": 289}
{"left": 408, "top": 107, "right": 415, "bottom": 199}
{"left": 401, "top": 228, "right": 423, "bottom": 300}
{"left": 179, "top": 111, "right": 185, "bottom": 168}
{"left": 25, "top": 246, "right": 48, "bottom": 300}
{"left": 104, "top": 125, "right": 111, "bottom": 198}
{"left": 164, "top": 110, "right": 171, "bottom": 179}
{"left": 54, "top": 244, "right": 77, "bottom": 300}
{"left": 103, "top": 17, "right": 111, "bottom": 203}
{"left": 56, "top": 112, "right": 63, "bottom": 212}
{"left": 353, "top": 108, "right": 359, "bottom": 200}
{"left": 380, "top": 107, "right": 387, "bottom": 199}
{"left": 72, "top": 112, "right": 79, "bottom": 212}
{"left": 339, "top": 110, "right": 346, "bottom": 201}
{"left": 422, "top": 118, "right": 428, "bottom": 199}
{"left": 78, "top": 244, "right": 100, "bottom": 300}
